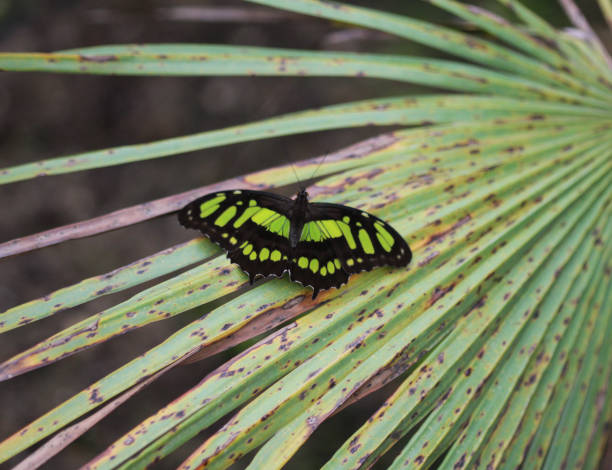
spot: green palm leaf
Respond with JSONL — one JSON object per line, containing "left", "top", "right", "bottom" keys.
{"left": 0, "top": 1, "right": 610, "bottom": 468}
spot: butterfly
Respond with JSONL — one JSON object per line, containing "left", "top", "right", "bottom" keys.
{"left": 178, "top": 188, "right": 411, "bottom": 299}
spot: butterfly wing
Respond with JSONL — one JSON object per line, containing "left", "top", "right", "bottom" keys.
{"left": 179, "top": 190, "right": 293, "bottom": 282}
{"left": 287, "top": 202, "right": 411, "bottom": 298}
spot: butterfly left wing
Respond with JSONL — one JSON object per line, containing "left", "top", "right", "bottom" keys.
{"left": 178, "top": 190, "right": 293, "bottom": 282}
{"left": 288, "top": 202, "right": 411, "bottom": 298}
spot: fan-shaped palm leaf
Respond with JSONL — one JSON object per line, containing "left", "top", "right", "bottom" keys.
{"left": 0, "top": 1, "right": 610, "bottom": 468}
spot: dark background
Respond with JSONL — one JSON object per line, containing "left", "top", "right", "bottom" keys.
{"left": 0, "top": 1, "right": 609, "bottom": 468}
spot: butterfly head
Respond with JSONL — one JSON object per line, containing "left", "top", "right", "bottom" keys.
{"left": 296, "top": 187, "right": 309, "bottom": 203}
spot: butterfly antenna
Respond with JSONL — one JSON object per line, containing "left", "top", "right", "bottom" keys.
{"left": 310, "top": 152, "right": 328, "bottom": 181}
{"left": 291, "top": 163, "right": 303, "bottom": 190}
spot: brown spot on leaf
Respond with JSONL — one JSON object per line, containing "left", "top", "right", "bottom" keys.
{"left": 428, "top": 283, "right": 455, "bottom": 307}
{"left": 89, "top": 388, "right": 104, "bottom": 404}
{"left": 79, "top": 54, "right": 118, "bottom": 63}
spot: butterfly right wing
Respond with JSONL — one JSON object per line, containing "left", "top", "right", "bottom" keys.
{"left": 179, "top": 190, "right": 293, "bottom": 282}
{"left": 285, "top": 201, "right": 411, "bottom": 298}
{"left": 306, "top": 202, "right": 411, "bottom": 272}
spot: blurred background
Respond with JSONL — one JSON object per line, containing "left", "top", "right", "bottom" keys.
{"left": 0, "top": 1, "right": 609, "bottom": 468}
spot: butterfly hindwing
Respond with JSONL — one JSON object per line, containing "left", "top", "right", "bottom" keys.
{"left": 227, "top": 230, "right": 291, "bottom": 283}
{"left": 288, "top": 234, "right": 349, "bottom": 299}
{"left": 179, "top": 190, "right": 293, "bottom": 282}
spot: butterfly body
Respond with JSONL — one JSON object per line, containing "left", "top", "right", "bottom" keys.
{"left": 179, "top": 188, "right": 411, "bottom": 299}
{"left": 288, "top": 189, "right": 309, "bottom": 248}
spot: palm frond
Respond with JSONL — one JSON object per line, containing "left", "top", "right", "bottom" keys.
{"left": 0, "top": 1, "right": 610, "bottom": 468}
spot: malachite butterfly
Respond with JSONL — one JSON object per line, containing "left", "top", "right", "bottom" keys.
{"left": 179, "top": 188, "right": 411, "bottom": 299}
